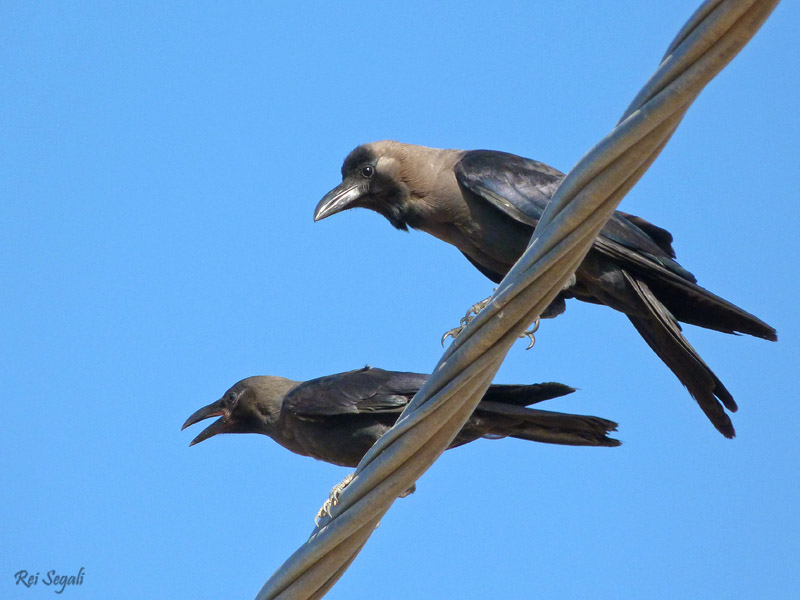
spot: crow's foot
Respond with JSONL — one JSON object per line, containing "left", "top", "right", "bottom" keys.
{"left": 315, "top": 473, "right": 354, "bottom": 525}
{"left": 314, "top": 476, "right": 417, "bottom": 526}
{"left": 441, "top": 294, "right": 541, "bottom": 350}
{"left": 441, "top": 296, "right": 492, "bottom": 345}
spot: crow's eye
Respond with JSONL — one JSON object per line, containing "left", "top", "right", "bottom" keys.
{"left": 360, "top": 165, "right": 374, "bottom": 179}
{"left": 226, "top": 393, "right": 237, "bottom": 403}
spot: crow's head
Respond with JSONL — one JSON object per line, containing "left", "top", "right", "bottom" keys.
{"left": 182, "top": 376, "right": 295, "bottom": 446}
{"left": 314, "top": 141, "right": 414, "bottom": 230}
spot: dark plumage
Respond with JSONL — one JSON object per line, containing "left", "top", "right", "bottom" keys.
{"left": 314, "top": 141, "right": 777, "bottom": 438}
{"left": 182, "top": 366, "right": 620, "bottom": 466}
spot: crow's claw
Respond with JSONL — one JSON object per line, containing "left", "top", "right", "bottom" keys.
{"left": 442, "top": 294, "right": 541, "bottom": 350}
{"left": 315, "top": 472, "right": 355, "bottom": 525}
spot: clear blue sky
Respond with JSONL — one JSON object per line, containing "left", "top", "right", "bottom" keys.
{"left": 3, "top": 2, "right": 798, "bottom": 598}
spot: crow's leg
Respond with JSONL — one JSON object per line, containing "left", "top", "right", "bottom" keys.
{"left": 315, "top": 474, "right": 417, "bottom": 525}
{"left": 441, "top": 293, "right": 540, "bottom": 349}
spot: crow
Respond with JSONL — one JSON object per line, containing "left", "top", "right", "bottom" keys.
{"left": 314, "top": 141, "right": 777, "bottom": 437}
{"left": 182, "top": 366, "right": 620, "bottom": 466}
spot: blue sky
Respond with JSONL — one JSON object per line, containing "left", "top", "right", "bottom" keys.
{"left": 3, "top": 2, "right": 798, "bottom": 598}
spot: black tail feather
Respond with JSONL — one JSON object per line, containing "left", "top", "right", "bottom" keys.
{"left": 647, "top": 276, "right": 777, "bottom": 342}
{"left": 623, "top": 272, "right": 737, "bottom": 438}
{"left": 473, "top": 401, "right": 621, "bottom": 447}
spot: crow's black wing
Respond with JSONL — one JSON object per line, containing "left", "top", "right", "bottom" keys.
{"left": 285, "top": 367, "right": 426, "bottom": 417}
{"left": 481, "top": 382, "right": 576, "bottom": 407}
{"left": 455, "top": 150, "right": 693, "bottom": 280}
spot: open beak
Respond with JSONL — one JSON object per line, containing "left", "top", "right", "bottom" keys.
{"left": 314, "top": 182, "right": 363, "bottom": 221}
{"left": 182, "top": 398, "right": 229, "bottom": 446}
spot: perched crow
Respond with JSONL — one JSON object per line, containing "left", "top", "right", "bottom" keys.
{"left": 314, "top": 141, "right": 777, "bottom": 437}
{"left": 182, "top": 366, "right": 620, "bottom": 466}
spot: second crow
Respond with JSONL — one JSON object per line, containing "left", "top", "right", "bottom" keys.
{"left": 183, "top": 366, "right": 620, "bottom": 466}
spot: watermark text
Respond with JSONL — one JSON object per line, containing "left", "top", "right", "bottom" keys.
{"left": 14, "top": 568, "right": 85, "bottom": 594}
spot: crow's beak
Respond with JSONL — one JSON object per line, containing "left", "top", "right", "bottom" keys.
{"left": 314, "top": 182, "right": 364, "bottom": 221}
{"left": 182, "top": 398, "right": 229, "bottom": 446}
